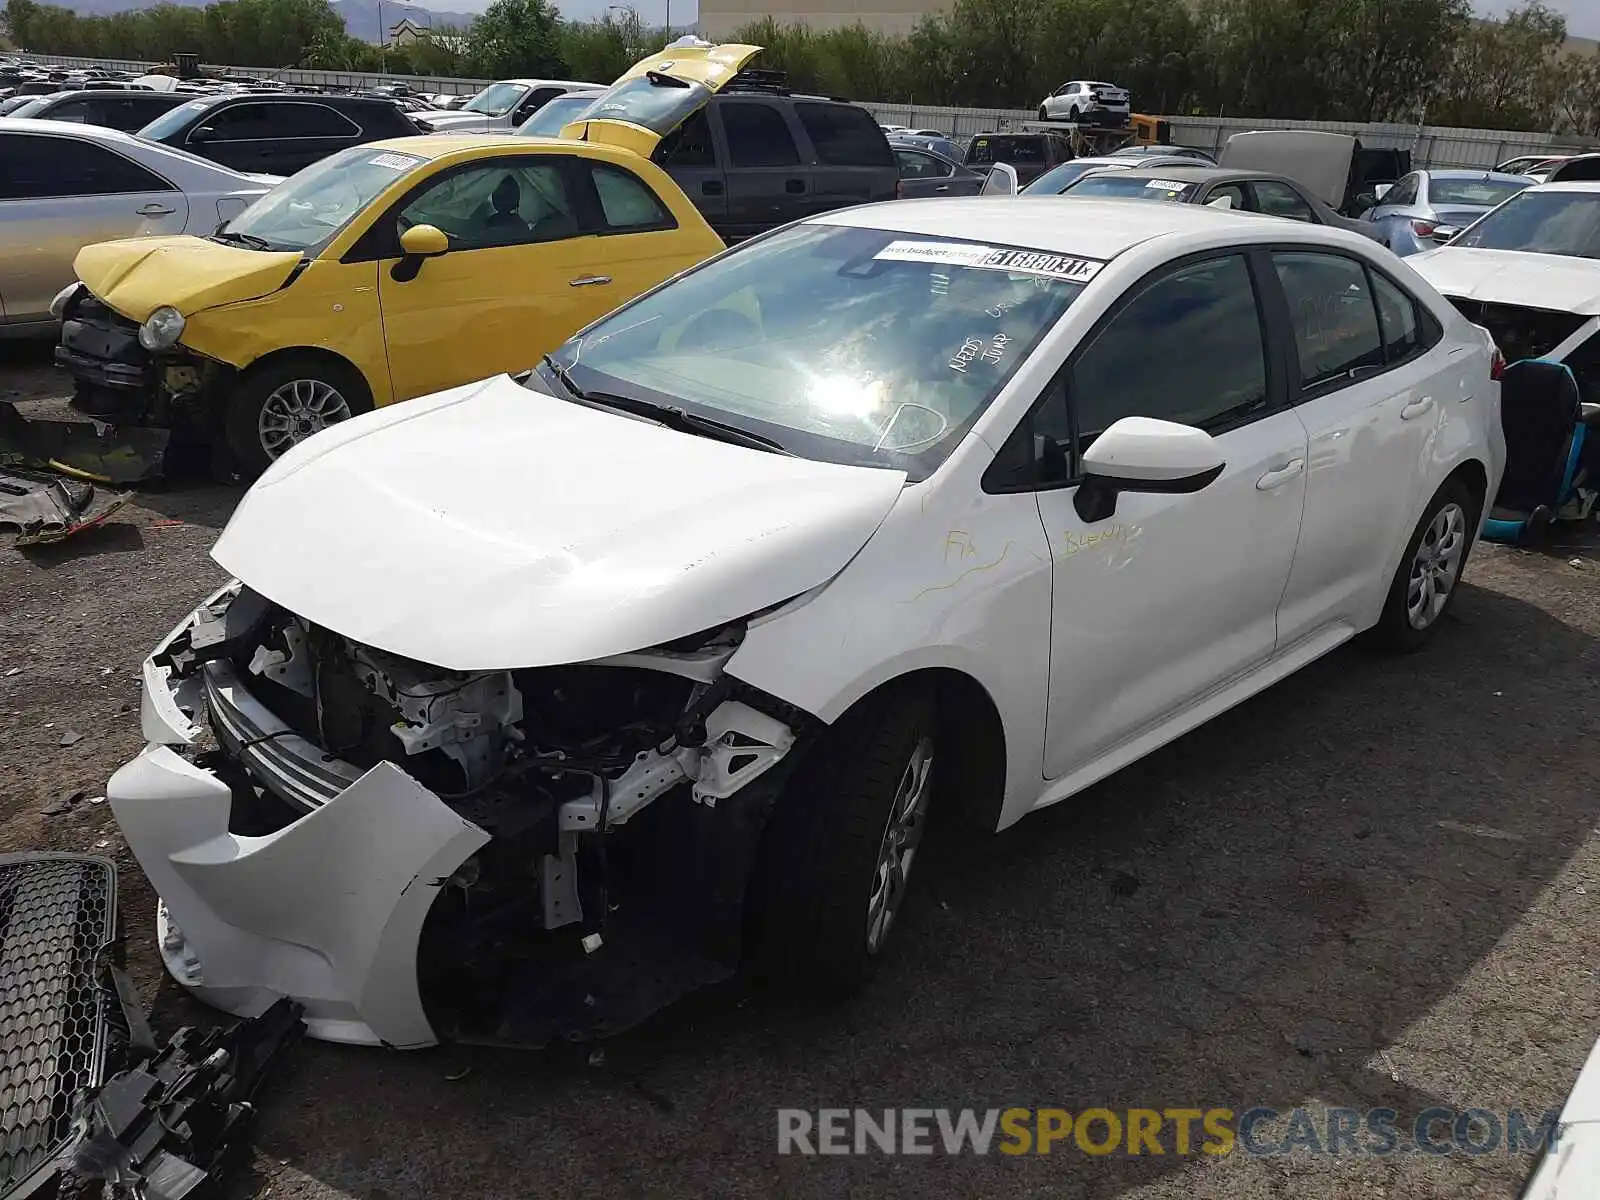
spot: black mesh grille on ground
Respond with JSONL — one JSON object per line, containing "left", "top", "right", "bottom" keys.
{"left": 0, "top": 854, "right": 117, "bottom": 1198}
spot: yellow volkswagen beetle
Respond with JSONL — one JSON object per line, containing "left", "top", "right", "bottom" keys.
{"left": 54, "top": 128, "right": 727, "bottom": 473}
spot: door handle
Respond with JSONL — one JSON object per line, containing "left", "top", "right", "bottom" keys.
{"left": 701, "top": 180, "right": 724, "bottom": 196}
{"left": 569, "top": 275, "right": 611, "bottom": 287}
{"left": 785, "top": 178, "right": 806, "bottom": 194}
{"left": 137, "top": 203, "right": 175, "bottom": 217}
{"left": 934, "top": 184, "right": 950, "bottom": 192}
{"left": 1400, "top": 396, "right": 1434, "bottom": 420}
{"left": 1255, "top": 458, "right": 1305, "bottom": 490}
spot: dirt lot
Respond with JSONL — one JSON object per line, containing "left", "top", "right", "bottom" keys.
{"left": 3, "top": 342, "right": 1599, "bottom": 1200}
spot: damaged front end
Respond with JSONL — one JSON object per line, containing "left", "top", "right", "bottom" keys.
{"left": 110, "top": 582, "right": 811, "bottom": 1048}
{"left": 34, "top": 288, "right": 236, "bottom": 481}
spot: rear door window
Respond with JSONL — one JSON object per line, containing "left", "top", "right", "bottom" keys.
{"left": 653, "top": 109, "right": 716, "bottom": 168}
{"left": 795, "top": 102, "right": 894, "bottom": 167}
{"left": 0, "top": 132, "right": 173, "bottom": 198}
{"left": 1252, "top": 180, "right": 1317, "bottom": 222}
{"left": 720, "top": 101, "right": 801, "bottom": 168}
{"left": 1271, "top": 252, "right": 1386, "bottom": 390}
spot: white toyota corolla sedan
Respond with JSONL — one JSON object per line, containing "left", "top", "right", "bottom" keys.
{"left": 108, "top": 197, "right": 1504, "bottom": 1049}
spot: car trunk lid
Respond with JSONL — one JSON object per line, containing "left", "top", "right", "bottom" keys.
{"left": 557, "top": 43, "right": 762, "bottom": 158}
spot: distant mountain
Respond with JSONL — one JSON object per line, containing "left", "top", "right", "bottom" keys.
{"left": 43, "top": 0, "right": 479, "bottom": 42}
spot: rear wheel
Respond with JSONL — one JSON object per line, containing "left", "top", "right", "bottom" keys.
{"left": 1370, "top": 478, "right": 1476, "bottom": 651}
{"left": 746, "top": 685, "right": 938, "bottom": 992}
{"left": 225, "top": 353, "right": 372, "bottom": 478}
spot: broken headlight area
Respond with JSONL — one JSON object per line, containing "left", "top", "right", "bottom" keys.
{"left": 147, "top": 584, "right": 813, "bottom": 1046}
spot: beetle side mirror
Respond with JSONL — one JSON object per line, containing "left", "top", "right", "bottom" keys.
{"left": 391, "top": 223, "right": 449, "bottom": 282}
{"left": 1073, "top": 416, "right": 1226, "bottom": 522}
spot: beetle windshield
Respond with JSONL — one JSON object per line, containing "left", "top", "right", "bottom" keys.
{"left": 220, "top": 145, "right": 423, "bottom": 253}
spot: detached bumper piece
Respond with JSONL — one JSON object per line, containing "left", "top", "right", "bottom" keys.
{"left": 0, "top": 853, "right": 118, "bottom": 1200}
{"left": 0, "top": 402, "right": 169, "bottom": 488}
{"left": 58, "top": 998, "right": 305, "bottom": 1200}
{"left": 0, "top": 465, "right": 132, "bottom": 547}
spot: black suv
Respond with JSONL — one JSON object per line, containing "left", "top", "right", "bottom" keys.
{"left": 650, "top": 75, "right": 899, "bottom": 243}
{"left": 15, "top": 88, "right": 188, "bottom": 131}
{"left": 964, "top": 129, "right": 1076, "bottom": 188}
{"left": 135, "top": 93, "right": 421, "bottom": 175}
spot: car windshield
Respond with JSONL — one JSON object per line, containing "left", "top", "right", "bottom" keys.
{"left": 966, "top": 135, "right": 1048, "bottom": 165}
{"left": 519, "top": 92, "right": 599, "bottom": 136}
{"left": 542, "top": 223, "right": 1093, "bottom": 482}
{"left": 1024, "top": 161, "right": 1125, "bottom": 194}
{"left": 1063, "top": 173, "right": 1196, "bottom": 201}
{"left": 220, "top": 145, "right": 424, "bottom": 252}
{"left": 462, "top": 82, "right": 527, "bottom": 117}
{"left": 137, "top": 96, "right": 212, "bottom": 140}
{"left": 1428, "top": 176, "right": 1530, "bottom": 207}
{"left": 1450, "top": 190, "right": 1600, "bottom": 259}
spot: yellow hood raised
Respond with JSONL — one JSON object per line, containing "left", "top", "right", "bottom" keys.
{"left": 74, "top": 236, "right": 304, "bottom": 323}
{"left": 560, "top": 43, "right": 761, "bottom": 156}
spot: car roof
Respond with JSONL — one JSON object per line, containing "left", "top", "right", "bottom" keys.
{"left": 1425, "top": 169, "right": 1531, "bottom": 182}
{"left": 1526, "top": 180, "right": 1600, "bottom": 194}
{"left": 0, "top": 115, "right": 141, "bottom": 143}
{"left": 814, "top": 196, "right": 1273, "bottom": 259}
{"left": 498, "top": 78, "right": 605, "bottom": 89}
{"left": 364, "top": 132, "right": 642, "bottom": 162}
{"left": 1087, "top": 165, "right": 1289, "bottom": 185}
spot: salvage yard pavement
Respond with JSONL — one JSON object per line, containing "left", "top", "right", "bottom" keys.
{"left": 2, "top": 343, "right": 1598, "bottom": 1199}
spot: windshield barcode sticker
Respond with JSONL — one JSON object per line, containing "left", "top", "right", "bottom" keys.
{"left": 876, "top": 241, "right": 1104, "bottom": 281}
{"left": 368, "top": 152, "right": 422, "bottom": 170}
{"left": 972, "top": 249, "right": 1104, "bottom": 281}
{"left": 875, "top": 240, "right": 999, "bottom": 266}
{"left": 1145, "top": 178, "right": 1191, "bottom": 191}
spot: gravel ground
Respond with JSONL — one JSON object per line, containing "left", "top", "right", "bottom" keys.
{"left": 3, "top": 342, "right": 1598, "bottom": 1200}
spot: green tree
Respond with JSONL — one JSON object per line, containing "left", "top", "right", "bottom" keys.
{"left": 1432, "top": 1, "right": 1568, "bottom": 129}
{"left": 463, "top": 0, "right": 565, "bottom": 79}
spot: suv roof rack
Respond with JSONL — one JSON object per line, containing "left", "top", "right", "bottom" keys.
{"left": 724, "top": 68, "right": 790, "bottom": 96}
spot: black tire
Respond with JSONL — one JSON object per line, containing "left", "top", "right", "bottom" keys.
{"left": 1038, "top": 106, "right": 1050, "bottom": 121}
{"left": 745, "top": 685, "right": 938, "bottom": 993}
{"left": 225, "top": 353, "right": 372, "bottom": 478}
{"left": 1369, "top": 477, "right": 1478, "bottom": 652}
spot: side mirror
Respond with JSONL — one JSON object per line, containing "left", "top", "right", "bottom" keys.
{"left": 392, "top": 223, "right": 449, "bottom": 282}
{"left": 1073, "top": 416, "right": 1225, "bottom": 522}
{"left": 980, "top": 162, "right": 1019, "bottom": 196}
{"left": 1429, "top": 224, "right": 1461, "bottom": 244}
{"left": 1205, "top": 194, "right": 1235, "bottom": 209}
{"left": 1373, "top": 183, "right": 1393, "bottom": 201}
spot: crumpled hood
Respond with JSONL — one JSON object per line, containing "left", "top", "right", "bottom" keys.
{"left": 74, "top": 236, "right": 303, "bottom": 323}
{"left": 211, "top": 375, "right": 908, "bottom": 671}
{"left": 1409, "top": 246, "right": 1600, "bottom": 315}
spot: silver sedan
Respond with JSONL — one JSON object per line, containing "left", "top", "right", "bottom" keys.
{"left": 0, "top": 117, "right": 279, "bottom": 336}
{"left": 1362, "top": 169, "right": 1534, "bottom": 256}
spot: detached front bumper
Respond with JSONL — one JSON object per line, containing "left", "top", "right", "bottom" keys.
{"left": 108, "top": 591, "right": 489, "bottom": 1047}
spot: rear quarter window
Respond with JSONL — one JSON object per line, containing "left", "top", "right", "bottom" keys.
{"left": 794, "top": 102, "right": 894, "bottom": 167}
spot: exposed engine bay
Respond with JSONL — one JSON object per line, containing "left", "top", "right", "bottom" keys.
{"left": 147, "top": 583, "right": 810, "bottom": 1046}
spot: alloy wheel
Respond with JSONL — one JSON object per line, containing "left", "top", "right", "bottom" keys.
{"left": 866, "top": 735, "right": 934, "bottom": 954}
{"left": 258, "top": 378, "right": 353, "bottom": 460}
{"left": 1406, "top": 501, "right": 1467, "bottom": 630}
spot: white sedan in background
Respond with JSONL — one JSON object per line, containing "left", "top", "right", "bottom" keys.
{"left": 0, "top": 117, "right": 277, "bottom": 336}
{"left": 109, "top": 198, "right": 1502, "bottom": 1049}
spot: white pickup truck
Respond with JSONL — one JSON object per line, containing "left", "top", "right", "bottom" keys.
{"left": 423, "top": 77, "right": 604, "bottom": 133}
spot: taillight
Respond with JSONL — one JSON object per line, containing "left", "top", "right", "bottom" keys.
{"left": 1411, "top": 219, "right": 1437, "bottom": 237}
{"left": 1490, "top": 346, "right": 1507, "bottom": 380}
{"left": 895, "top": 178, "right": 904, "bottom": 200}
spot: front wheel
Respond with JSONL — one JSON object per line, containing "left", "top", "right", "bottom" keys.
{"left": 1038, "top": 106, "right": 1050, "bottom": 121}
{"left": 745, "top": 686, "right": 938, "bottom": 992}
{"left": 1369, "top": 478, "right": 1477, "bottom": 651}
{"left": 225, "top": 354, "right": 372, "bottom": 478}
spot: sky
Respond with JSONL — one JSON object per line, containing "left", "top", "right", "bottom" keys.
{"left": 1478, "top": 0, "right": 1599, "bottom": 37}
{"left": 439, "top": 0, "right": 1593, "bottom": 37}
